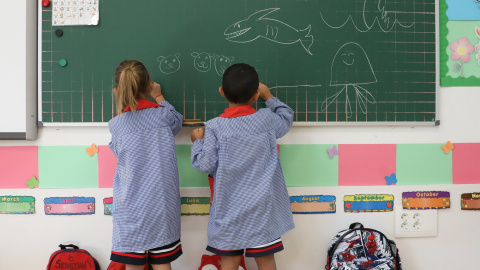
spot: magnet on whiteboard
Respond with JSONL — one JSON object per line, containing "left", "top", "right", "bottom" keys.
{"left": 55, "top": 29, "right": 63, "bottom": 37}
{"left": 59, "top": 59, "right": 68, "bottom": 67}
{"left": 42, "top": 0, "right": 50, "bottom": 7}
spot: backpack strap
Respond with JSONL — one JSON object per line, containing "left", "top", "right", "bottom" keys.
{"left": 349, "top": 222, "right": 364, "bottom": 229}
{"left": 59, "top": 244, "right": 79, "bottom": 250}
{"left": 388, "top": 239, "right": 403, "bottom": 270}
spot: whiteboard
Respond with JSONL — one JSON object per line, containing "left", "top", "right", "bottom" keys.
{"left": 0, "top": 0, "right": 37, "bottom": 140}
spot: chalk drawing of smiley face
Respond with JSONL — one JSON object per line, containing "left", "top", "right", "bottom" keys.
{"left": 157, "top": 53, "right": 181, "bottom": 74}
{"left": 341, "top": 52, "right": 355, "bottom": 66}
{"left": 191, "top": 52, "right": 215, "bottom": 72}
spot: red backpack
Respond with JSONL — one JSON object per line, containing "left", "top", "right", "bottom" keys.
{"left": 47, "top": 244, "right": 100, "bottom": 270}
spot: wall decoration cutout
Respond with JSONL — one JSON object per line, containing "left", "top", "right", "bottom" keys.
{"left": 461, "top": 193, "right": 480, "bottom": 210}
{"left": 343, "top": 194, "right": 393, "bottom": 212}
{"left": 0, "top": 146, "right": 38, "bottom": 189}
{"left": 85, "top": 143, "right": 99, "bottom": 157}
{"left": 181, "top": 197, "right": 210, "bottom": 216}
{"left": 103, "top": 197, "right": 113, "bottom": 215}
{"left": 402, "top": 191, "right": 451, "bottom": 209}
{"left": 440, "top": 0, "right": 480, "bottom": 86}
{"left": 290, "top": 195, "right": 336, "bottom": 214}
{"left": 452, "top": 143, "right": 480, "bottom": 184}
{"left": 339, "top": 144, "right": 396, "bottom": 186}
{"left": 44, "top": 197, "right": 95, "bottom": 215}
{"left": 0, "top": 196, "right": 35, "bottom": 214}
{"left": 441, "top": 141, "right": 455, "bottom": 154}
{"left": 38, "top": 146, "right": 99, "bottom": 188}
{"left": 327, "top": 146, "right": 339, "bottom": 158}
{"left": 26, "top": 176, "right": 39, "bottom": 189}
{"left": 384, "top": 173, "right": 397, "bottom": 185}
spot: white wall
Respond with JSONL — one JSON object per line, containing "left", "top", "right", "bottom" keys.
{"left": 2, "top": 1, "right": 480, "bottom": 269}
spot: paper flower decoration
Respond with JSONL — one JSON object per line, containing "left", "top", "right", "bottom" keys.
{"left": 450, "top": 37, "right": 475, "bottom": 77}
{"left": 450, "top": 37, "right": 475, "bottom": 62}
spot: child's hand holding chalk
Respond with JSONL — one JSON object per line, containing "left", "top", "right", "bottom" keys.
{"left": 258, "top": 83, "right": 274, "bottom": 101}
{"left": 150, "top": 82, "right": 165, "bottom": 102}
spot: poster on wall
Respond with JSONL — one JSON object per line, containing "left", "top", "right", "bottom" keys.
{"left": 0, "top": 196, "right": 35, "bottom": 214}
{"left": 44, "top": 197, "right": 95, "bottom": 215}
{"left": 290, "top": 195, "right": 336, "bottom": 214}
{"left": 343, "top": 194, "right": 394, "bottom": 212}
{"left": 440, "top": 0, "right": 480, "bottom": 86}
{"left": 402, "top": 191, "right": 450, "bottom": 209}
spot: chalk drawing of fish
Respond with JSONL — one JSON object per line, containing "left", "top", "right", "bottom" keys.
{"left": 224, "top": 8, "right": 314, "bottom": 55}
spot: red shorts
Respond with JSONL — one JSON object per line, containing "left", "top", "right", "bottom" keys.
{"left": 206, "top": 238, "right": 283, "bottom": 258}
{"left": 110, "top": 239, "right": 182, "bottom": 265}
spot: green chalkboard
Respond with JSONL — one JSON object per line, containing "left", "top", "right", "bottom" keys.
{"left": 41, "top": 0, "right": 436, "bottom": 124}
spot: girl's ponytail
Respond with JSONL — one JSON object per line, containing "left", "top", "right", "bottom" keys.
{"left": 114, "top": 60, "right": 152, "bottom": 114}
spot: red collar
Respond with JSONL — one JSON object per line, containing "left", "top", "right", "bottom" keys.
{"left": 219, "top": 105, "right": 257, "bottom": 118}
{"left": 124, "top": 100, "right": 162, "bottom": 112}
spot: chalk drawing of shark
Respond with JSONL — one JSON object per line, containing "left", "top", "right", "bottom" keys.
{"left": 224, "top": 8, "right": 314, "bottom": 55}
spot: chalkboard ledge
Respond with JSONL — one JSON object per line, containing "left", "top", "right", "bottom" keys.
{"left": 39, "top": 121, "right": 440, "bottom": 127}
{"left": 293, "top": 121, "right": 439, "bottom": 127}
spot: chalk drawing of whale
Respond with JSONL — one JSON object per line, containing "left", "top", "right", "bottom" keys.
{"left": 224, "top": 8, "right": 314, "bottom": 55}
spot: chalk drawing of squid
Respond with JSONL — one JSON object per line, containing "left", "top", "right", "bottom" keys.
{"left": 224, "top": 8, "right": 314, "bottom": 55}
{"left": 321, "top": 42, "right": 377, "bottom": 117}
{"left": 157, "top": 53, "right": 181, "bottom": 74}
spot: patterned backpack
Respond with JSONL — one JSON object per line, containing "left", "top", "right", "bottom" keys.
{"left": 325, "top": 223, "right": 402, "bottom": 270}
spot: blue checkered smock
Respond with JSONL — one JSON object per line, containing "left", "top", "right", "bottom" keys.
{"left": 108, "top": 101, "right": 183, "bottom": 252}
{"left": 191, "top": 97, "right": 295, "bottom": 250}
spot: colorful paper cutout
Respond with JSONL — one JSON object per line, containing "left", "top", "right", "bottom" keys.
{"left": 176, "top": 145, "right": 209, "bottom": 187}
{"left": 452, "top": 143, "right": 480, "bottom": 184}
{"left": 103, "top": 197, "right": 113, "bottom": 215}
{"left": 327, "top": 146, "right": 339, "bottom": 158}
{"left": 461, "top": 193, "right": 480, "bottom": 210}
{"left": 339, "top": 144, "right": 396, "bottom": 186}
{"left": 26, "top": 176, "right": 39, "bottom": 189}
{"left": 290, "top": 195, "right": 336, "bottom": 214}
{"left": 402, "top": 191, "right": 451, "bottom": 209}
{"left": 441, "top": 141, "right": 455, "bottom": 154}
{"left": 44, "top": 197, "right": 95, "bottom": 215}
{"left": 440, "top": 6, "right": 480, "bottom": 86}
{"left": 38, "top": 146, "right": 99, "bottom": 188}
{"left": 181, "top": 197, "right": 210, "bottom": 216}
{"left": 0, "top": 146, "right": 38, "bottom": 189}
{"left": 0, "top": 196, "right": 35, "bottom": 214}
{"left": 280, "top": 145, "right": 338, "bottom": 187}
{"left": 98, "top": 145, "right": 117, "bottom": 188}
{"left": 396, "top": 144, "right": 452, "bottom": 185}
{"left": 344, "top": 194, "right": 394, "bottom": 212}
{"left": 385, "top": 174, "right": 397, "bottom": 185}
{"left": 445, "top": 0, "right": 480, "bottom": 20}
{"left": 86, "top": 143, "right": 99, "bottom": 157}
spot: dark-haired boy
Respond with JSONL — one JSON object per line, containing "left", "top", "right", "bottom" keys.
{"left": 191, "top": 63, "right": 295, "bottom": 270}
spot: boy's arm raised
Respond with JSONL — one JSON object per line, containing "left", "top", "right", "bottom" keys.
{"left": 191, "top": 127, "right": 219, "bottom": 174}
{"left": 260, "top": 83, "right": 294, "bottom": 138}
